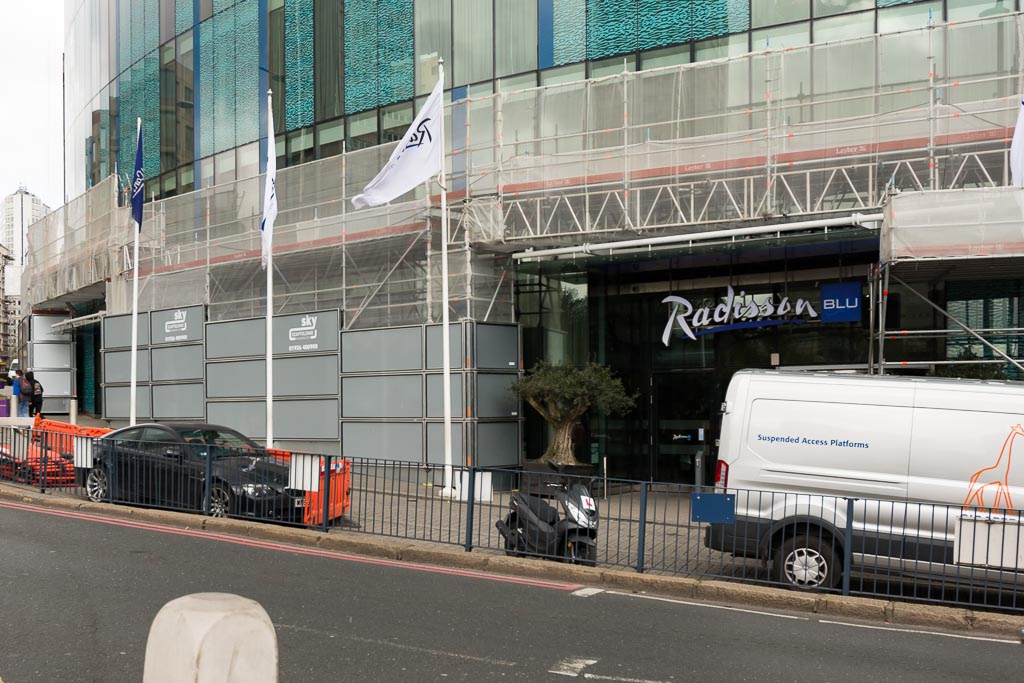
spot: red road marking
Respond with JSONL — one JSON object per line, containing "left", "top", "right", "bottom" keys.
{"left": 0, "top": 501, "right": 583, "bottom": 592}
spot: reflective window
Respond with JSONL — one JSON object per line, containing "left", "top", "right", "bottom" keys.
{"left": 237, "top": 142, "right": 259, "bottom": 181}
{"left": 318, "top": 119, "right": 345, "bottom": 157}
{"left": 347, "top": 111, "right": 378, "bottom": 150}
{"left": 160, "top": 0, "right": 175, "bottom": 44}
{"left": 500, "top": 73, "right": 539, "bottom": 91}
{"left": 287, "top": 127, "right": 314, "bottom": 166}
{"left": 541, "top": 64, "right": 586, "bottom": 86}
{"left": 878, "top": 1, "right": 942, "bottom": 32}
{"left": 752, "top": 0, "right": 810, "bottom": 28}
{"left": 641, "top": 44, "right": 692, "bottom": 70}
{"left": 414, "top": 0, "right": 451, "bottom": 95}
{"left": 948, "top": 0, "right": 1013, "bottom": 21}
{"left": 314, "top": 0, "right": 343, "bottom": 120}
{"left": 814, "top": 12, "right": 875, "bottom": 43}
{"left": 590, "top": 55, "right": 636, "bottom": 78}
{"left": 813, "top": 0, "right": 873, "bottom": 18}
{"left": 695, "top": 33, "right": 748, "bottom": 60}
{"left": 215, "top": 149, "right": 236, "bottom": 185}
{"left": 453, "top": 0, "right": 493, "bottom": 86}
{"left": 160, "top": 43, "right": 177, "bottom": 173}
{"left": 175, "top": 31, "right": 195, "bottom": 169}
{"left": 752, "top": 22, "right": 810, "bottom": 50}
{"left": 496, "top": 0, "right": 538, "bottom": 77}
{"left": 178, "top": 164, "right": 195, "bottom": 194}
{"left": 381, "top": 102, "right": 413, "bottom": 143}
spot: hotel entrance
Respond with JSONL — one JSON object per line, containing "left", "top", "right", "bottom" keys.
{"left": 651, "top": 369, "right": 718, "bottom": 485}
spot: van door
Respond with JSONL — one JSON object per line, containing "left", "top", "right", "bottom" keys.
{"left": 907, "top": 387, "right": 1024, "bottom": 580}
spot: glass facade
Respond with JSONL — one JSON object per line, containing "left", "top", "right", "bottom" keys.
{"left": 64, "top": 0, "right": 1024, "bottom": 201}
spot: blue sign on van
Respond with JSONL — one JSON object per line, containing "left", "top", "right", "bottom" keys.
{"left": 820, "top": 282, "right": 861, "bottom": 323}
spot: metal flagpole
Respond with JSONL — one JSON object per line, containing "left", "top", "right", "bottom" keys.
{"left": 266, "top": 90, "right": 275, "bottom": 449}
{"left": 439, "top": 59, "right": 457, "bottom": 497}
{"left": 130, "top": 117, "right": 141, "bottom": 427}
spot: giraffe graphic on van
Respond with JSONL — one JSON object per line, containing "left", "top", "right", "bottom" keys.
{"left": 962, "top": 423, "right": 1024, "bottom": 512}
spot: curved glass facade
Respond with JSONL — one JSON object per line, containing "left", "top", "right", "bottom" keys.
{"left": 65, "top": 0, "right": 1018, "bottom": 201}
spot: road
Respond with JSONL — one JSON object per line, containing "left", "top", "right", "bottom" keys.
{"left": 0, "top": 500, "right": 1020, "bottom": 682}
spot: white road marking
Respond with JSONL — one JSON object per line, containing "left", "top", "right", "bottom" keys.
{"left": 605, "top": 590, "right": 809, "bottom": 620}
{"left": 582, "top": 674, "right": 672, "bottom": 683}
{"left": 572, "top": 587, "right": 605, "bottom": 597}
{"left": 818, "top": 620, "right": 1020, "bottom": 644}
{"left": 549, "top": 657, "right": 599, "bottom": 677}
{"left": 277, "top": 624, "right": 518, "bottom": 666}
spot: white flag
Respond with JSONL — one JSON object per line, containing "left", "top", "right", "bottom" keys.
{"left": 261, "top": 91, "right": 278, "bottom": 269}
{"left": 353, "top": 78, "right": 444, "bottom": 209}
{"left": 1011, "top": 100, "right": 1024, "bottom": 187}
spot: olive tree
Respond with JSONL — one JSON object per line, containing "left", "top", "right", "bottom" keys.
{"left": 511, "top": 362, "right": 635, "bottom": 466}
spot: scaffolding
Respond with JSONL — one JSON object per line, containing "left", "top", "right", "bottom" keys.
{"left": 874, "top": 186, "right": 1024, "bottom": 377}
{"left": 22, "top": 13, "right": 1024, "bottom": 328}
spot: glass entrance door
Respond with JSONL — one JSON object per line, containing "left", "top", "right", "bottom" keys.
{"left": 651, "top": 370, "right": 718, "bottom": 484}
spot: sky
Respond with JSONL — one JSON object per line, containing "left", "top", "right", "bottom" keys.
{"left": 0, "top": 2, "right": 65, "bottom": 210}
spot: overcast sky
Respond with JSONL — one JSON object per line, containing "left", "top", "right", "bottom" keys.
{"left": 0, "top": 2, "right": 64, "bottom": 209}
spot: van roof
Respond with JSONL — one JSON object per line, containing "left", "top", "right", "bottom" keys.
{"left": 734, "top": 369, "right": 1024, "bottom": 391}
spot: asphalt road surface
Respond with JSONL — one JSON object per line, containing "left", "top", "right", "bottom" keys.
{"left": 0, "top": 500, "right": 1021, "bottom": 682}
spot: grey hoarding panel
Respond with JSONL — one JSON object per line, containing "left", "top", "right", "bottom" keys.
{"left": 206, "top": 318, "right": 265, "bottom": 359}
{"left": 35, "top": 370, "right": 73, "bottom": 397}
{"left": 342, "top": 375, "right": 422, "bottom": 418}
{"left": 103, "top": 313, "right": 150, "bottom": 348}
{"left": 342, "top": 327, "right": 421, "bottom": 372}
{"left": 151, "top": 345, "right": 204, "bottom": 381}
{"left": 41, "top": 397, "right": 71, "bottom": 414}
{"left": 150, "top": 305, "right": 205, "bottom": 345}
{"left": 476, "top": 422, "right": 520, "bottom": 467}
{"left": 152, "top": 383, "right": 205, "bottom": 419}
{"left": 273, "top": 310, "right": 339, "bottom": 355}
{"left": 342, "top": 422, "right": 422, "bottom": 463}
{"left": 477, "top": 373, "right": 520, "bottom": 418}
{"left": 207, "top": 356, "right": 339, "bottom": 399}
{"left": 426, "top": 374, "right": 464, "bottom": 418}
{"left": 476, "top": 324, "right": 519, "bottom": 369}
{"left": 104, "top": 349, "right": 151, "bottom": 383}
{"left": 29, "top": 343, "right": 73, "bottom": 369}
{"left": 426, "top": 324, "right": 463, "bottom": 370}
{"left": 31, "top": 315, "right": 71, "bottom": 342}
{"left": 208, "top": 399, "right": 340, "bottom": 440}
{"left": 104, "top": 385, "right": 152, "bottom": 419}
{"left": 426, "top": 423, "right": 466, "bottom": 466}
{"left": 206, "top": 360, "right": 263, "bottom": 398}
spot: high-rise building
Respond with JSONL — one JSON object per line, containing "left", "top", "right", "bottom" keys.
{"left": 1, "top": 185, "right": 49, "bottom": 297}
{"left": 29, "top": 1, "right": 1024, "bottom": 478}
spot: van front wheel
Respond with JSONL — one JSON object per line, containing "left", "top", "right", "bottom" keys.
{"left": 773, "top": 535, "right": 841, "bottom": 591}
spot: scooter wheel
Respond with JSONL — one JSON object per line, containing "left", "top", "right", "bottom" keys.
{"left": 566, "top": 535, "right": 597, "bottom": 567}
{"left": 504, "top": 514, "right": 522, "bottom": 557}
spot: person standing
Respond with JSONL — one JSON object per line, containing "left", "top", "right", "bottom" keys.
{"left": 16, "top": 369, "right": 31, "bottom": 418}
{"left": 25, "top": 371, "right": 44, "bottom": 419}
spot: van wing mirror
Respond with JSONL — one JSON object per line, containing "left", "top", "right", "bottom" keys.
{"left": 720, "top": 401, "right": 730, "bottom": 414}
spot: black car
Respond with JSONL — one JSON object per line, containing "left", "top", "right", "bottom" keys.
{"left": 84, "top": 423, "right": 307, "bottom": 521}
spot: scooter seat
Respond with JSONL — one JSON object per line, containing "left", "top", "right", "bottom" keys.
{"left": 515, "top": 493, "right": 559, "bottom": 526}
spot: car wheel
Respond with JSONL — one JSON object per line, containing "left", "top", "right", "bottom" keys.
{"left": 566, "top": 534, "right": 597, "bottom": 567}
{"left": 208, "top": 483, "right": 232, "bottom": 518}
{"left": 773, "top": 534, "right": 841, "bottom": 591}
{"left": 86, "top": 467, "right": 109, "bottom": 502}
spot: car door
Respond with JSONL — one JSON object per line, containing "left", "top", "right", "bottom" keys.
{"left": 139, "top": 427, "right": 184, "bottom": 508}
{"left": 102, "top": 427, "right": 144, "bottom": 502}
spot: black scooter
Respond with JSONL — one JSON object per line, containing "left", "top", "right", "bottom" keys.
{"left": 496, "top": 478, "right": 599, "bottom": 566}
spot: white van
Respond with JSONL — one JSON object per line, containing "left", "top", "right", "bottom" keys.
{"left": 706, "top": 370, "right": 1024, "bottom": 591}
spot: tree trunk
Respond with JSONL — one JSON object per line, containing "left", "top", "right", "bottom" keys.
{"left": 539, "top": 420, "right": 579, "bottom": 466}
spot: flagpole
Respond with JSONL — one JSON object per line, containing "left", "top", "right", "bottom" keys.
{"left": 129, "top": 117, "right": 141, "bottom": 427}
{"left": 438, "top": 59, "right": 456, "bottom": 497}
{"left": 266, "top": 90, "right": 275, "bottom": 449}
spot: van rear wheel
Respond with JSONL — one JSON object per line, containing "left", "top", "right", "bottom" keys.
{"left": 773, "top": 535, "right": 841, "bottom": 591}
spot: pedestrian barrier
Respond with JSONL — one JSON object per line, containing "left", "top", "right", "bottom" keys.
{"left": 3, "top": 423, "right": 1024, "bottom": 615}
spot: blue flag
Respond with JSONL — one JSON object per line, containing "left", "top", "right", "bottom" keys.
{"left": 131, "top": 118, "right": 144, "bottom": 229}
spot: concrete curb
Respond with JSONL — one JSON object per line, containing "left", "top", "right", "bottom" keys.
{"left": 3, "top": 484, "right": 1023, "bottom": 639}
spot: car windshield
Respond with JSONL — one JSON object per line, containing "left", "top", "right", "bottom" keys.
{"left": 176, "top": 428, "right": 260, "bottom": 458}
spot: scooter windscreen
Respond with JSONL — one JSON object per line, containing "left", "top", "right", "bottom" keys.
{"left": 564, "top": 483, "right": 598, "bottom": 528}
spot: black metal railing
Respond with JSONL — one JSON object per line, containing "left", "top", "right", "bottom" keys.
{"left": 4, "top": 425, "right": 1024, "bottom": 613}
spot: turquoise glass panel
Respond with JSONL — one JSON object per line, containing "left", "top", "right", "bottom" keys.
{"left": 175, "top": 0, "right": 193, "bottom": 34}
{"left": 235, "top": 0, "right": 260, "bottom": 146}
{"left": 344, "top": 0, "right": 378, "bottom": 114}
{"left": 586, "top": 0, "right": 637, "bottom": 60}
{"left": 553, "top": 0, "right": 586, "bottom": 66}
{"left": 692, "top": 0, "right": 750, "bottom": 41}
{"left": 638, "top": 0, "right": 690, "bottom": 50}
{"left": 212, "top": 2, "right": 236, "bottom": 153}
{"left": 378, "top": 0, "right": 413, "bottom": 106}
{"left": 119, "top": 0, "right": 132, "bottom": 72}
{"left": 214, "top": 0, "right": 240, "bottom": 11}
{"left": 143, "top": 52, "right": 161, "bottom": 182}
{"left": 144, "top": 0, "right": 160, "bottom": 55}
{"left": 132, "top": 0, "right": 145, "bottom": 65}
{"left": 199, "top": 15, "right": 215, "bottom": 158}
{"left": 285, "top": 0, "right": 315, "bottom": 130}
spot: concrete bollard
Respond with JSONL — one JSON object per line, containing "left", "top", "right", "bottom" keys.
{"left": 143, "top": 593, "right": 278, "bottom": 683}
